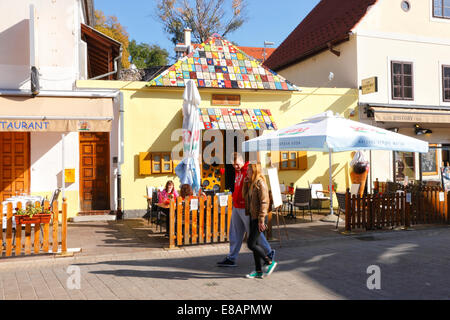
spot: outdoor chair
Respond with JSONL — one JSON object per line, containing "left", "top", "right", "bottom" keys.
{"left": 49, "top": 188, "right": 61, "bottom": 211}
{"left": 335, "top": 192, "right": 347, "bottom": 229}
{"left": 310, "top": 183, "right": 330, "bottom": 213}
{"left": 144, "top": 186, "right": 156, "bottom": 224}
{"left": 291, "top": 187, "right": 313, "bottom": 221}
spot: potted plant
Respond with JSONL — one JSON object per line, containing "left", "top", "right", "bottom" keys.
{"left": 15, "top": 204, "right": 52, "bottom": 225}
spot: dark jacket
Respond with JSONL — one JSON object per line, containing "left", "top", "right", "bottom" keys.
{"left": 243, "top": 177, "right": 270, "bottom": 223}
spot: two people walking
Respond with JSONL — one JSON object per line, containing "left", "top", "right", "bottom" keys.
{"left": 217, "top": 153, "right": 277, "bottom": 279}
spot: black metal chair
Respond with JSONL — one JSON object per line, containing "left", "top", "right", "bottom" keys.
{"left": 335, "top": 192, "right": 347, "bottom": 229}
{"left": 291, "top": 187, "right": 313, "bottom": 221}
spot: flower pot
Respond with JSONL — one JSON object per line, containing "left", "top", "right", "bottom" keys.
{"left": 14, "top": 214, "right": 51, "bottom": 225}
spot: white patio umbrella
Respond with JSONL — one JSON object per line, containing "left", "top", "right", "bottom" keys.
{"left": 242, "top": 111, "right": 429, "bottom": 219}
{"left": 175, "top": 80, "right": 202, "bottom": 193}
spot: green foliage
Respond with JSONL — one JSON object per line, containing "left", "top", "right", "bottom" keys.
{"left": 156, "top": 0, "right": 247, "bottom": 45}
{"left": 16, "top": 204, "right": 51, "bottom": 217}
{"left": 128, "top": 40, "right": 169, "bottom": 68}
{"left": 94, "top": 10, "right": 130, "bottom": 68}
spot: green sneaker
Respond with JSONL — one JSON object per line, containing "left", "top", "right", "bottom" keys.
{"left": 264, "top": 261, "right": 278, "bottom": 277}
{"left": 246, "top": 271, "right": 263, "bottom": 279}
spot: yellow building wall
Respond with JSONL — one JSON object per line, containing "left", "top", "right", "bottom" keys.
{"left": 77, "top": 80, "right": 358, "bottom": 211}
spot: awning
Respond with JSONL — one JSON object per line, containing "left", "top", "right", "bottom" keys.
{"left": 199, "top": 108, "right": 277, "bottom": 130}
{"left": 0, "top": 96, "right": 114, "bottom": 132}
{"left": 371, "top": 106, "right": 450, "bottom": 124}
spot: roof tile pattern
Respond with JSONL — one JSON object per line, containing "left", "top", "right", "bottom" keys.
{"left": 264, "top": 0, "right": 378, "bottom": 71}
{"left": 148, "top": 35, "right": 298, "bottom": 91}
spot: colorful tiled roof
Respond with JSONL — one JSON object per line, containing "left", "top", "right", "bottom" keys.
{"left": 264, "top": 0, "right": 378, "bottom": 71}
{"left": 148, "top": 35, "right": 298, "bottom": 91}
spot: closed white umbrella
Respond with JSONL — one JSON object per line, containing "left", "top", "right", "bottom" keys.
{"left": 175, "top": 80, "right": 202, "bottom": 193}
{"left": 243, "top": 111, "right": 429, "bottom": 219}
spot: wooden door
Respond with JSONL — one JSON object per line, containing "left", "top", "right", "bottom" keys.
{"left": 0, "top": 132, "right": 30, "bottom": 201}
{"left": 79, "top": 132, "right": 110, "bottom": 211}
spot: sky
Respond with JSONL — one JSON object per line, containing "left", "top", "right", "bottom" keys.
{"left": 94, "top": 0, "right": 321, "bottom": 61}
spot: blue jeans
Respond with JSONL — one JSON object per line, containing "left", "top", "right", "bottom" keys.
{"left": 227, "top": 206, "right": 271, "bottom": 262}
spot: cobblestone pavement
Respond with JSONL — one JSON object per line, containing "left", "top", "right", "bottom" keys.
{"left": 1, "top": 225, "right": 450, "bottom": 300}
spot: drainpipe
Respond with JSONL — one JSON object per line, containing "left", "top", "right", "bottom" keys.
{"left": 116, "top": 92, "right": 125, "bottom": 220}
{"left": 89, "top": 46, "right": 122, "bottom": 80}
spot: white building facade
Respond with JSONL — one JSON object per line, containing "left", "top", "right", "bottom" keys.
{"left": 267, "top": 0, "right": 450, "bottom": 189}
{"left": 0, "top": 0, "right": 122, "bottom": 217}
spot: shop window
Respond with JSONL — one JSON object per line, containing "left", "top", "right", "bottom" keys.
{"left": 433, "top": 0, "right": 450, "bottom": 19}
{"left": 394, "top": 151, "right": 415, "bottom": 182}
{"left": 279, "top": 151, "right": 307, "bottom": 171}
{"left": 443, "top": 65, "right": 450, "bottom": 102}
{"left": 139, "top": 152, "right": 176, "bottom": 175}
{"left": 391, "top": 61, "right": 414, "bottom": 100}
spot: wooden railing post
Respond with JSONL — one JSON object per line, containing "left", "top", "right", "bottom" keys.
{"left": 219, "top": 197, "right": 226, "bottom": 242}
{"left": 52, "top": 200, "right": 58, "bottom": 253}
{"left": 227, "top": 195, "right": 233, "bottom": 241}
{"left": 61, "top": 198, "right": 67, "bottom": 253}
{"left": 213, "top": 195, "right": 219, "bottom": 242}
{"left": 15, "top": 202, "right": 22, "bottom": 256}
{"left": 169, "top": 199, "right": 175, "bottom": 249}
{"left": 405, "top": 196, "right": 411, "bottom": 229}
{"left": 42, "top": 201, "right": 50, "bottom": 253}
{"left": 5, "top": 202, "right": 13, "bottom": 257}
{"left": 192, "top": 197, "right": 198, "bottom": 245}
{"left": 177, "top": 197, "right": 183, "bottom": 247}
{"left": 199, "top": 196, "right": 205, "bottom": 244}
{"left": 206, "top": 196, "right": 212, "bottom": 243}
{"left": 368, "top": 194, "right": 374, "bottom": 230}
{"left": 345, "top": 189, "right": 351, "bottom": 232}
{"left": 184, "top": 197, "right": 190, "bottom": 246}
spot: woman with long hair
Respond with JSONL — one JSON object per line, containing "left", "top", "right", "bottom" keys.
{"left": 243, "top": 163, "right": 277, "bottom": 279}
{"left": 158, "top": 180, "right": 179, "bottom": 236}
{"left": 158, "top": 180, "right": 179, "bottom": 204}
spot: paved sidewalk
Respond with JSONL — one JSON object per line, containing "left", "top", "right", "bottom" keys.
{"left": 1, "top": 222, "right": 450, "bottom": 299}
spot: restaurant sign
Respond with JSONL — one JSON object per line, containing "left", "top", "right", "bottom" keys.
{"left": 361, "top": 77, "right": 378, "bottom": 95}
{"left": 0, "top": 120, "right": 111, "bottom": 132}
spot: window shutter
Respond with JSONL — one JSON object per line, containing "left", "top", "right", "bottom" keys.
{"left": 139, "top": 152, "right": 152, "bottom": 175}
{"left": 298, "top": 151, "right": 308, "bottom": 170}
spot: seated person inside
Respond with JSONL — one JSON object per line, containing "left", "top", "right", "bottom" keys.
{"left": 158, "top": 180, "right": 178, "bottom": 235}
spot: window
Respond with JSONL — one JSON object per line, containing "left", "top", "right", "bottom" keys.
{"left": 391, "top": 61, "right": 414, "bottom": 100}
{"left": 139, "top": 152, "right": 176, "bottom": 175}
{"left": 279, "top": 151, "right": 307, "bottom": 171}
{"left": 433, "top": 0, "right": 450, "bottom": 19}
{"left": 443, "top": 65, "right": 450, "bottom": 102}
{"left": 394, "top": 151, "right": 415, "bottom": 182}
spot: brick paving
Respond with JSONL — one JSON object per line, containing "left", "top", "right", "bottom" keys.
{"left": 1, "top": 213, "right": 450, "bottom": 300}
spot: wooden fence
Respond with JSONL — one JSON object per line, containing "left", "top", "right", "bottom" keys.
{"left": 168, "top": 195, "right": 232, "bottom": 249}
{"left": 345, "top": 187, "right": 450, "bottom": 232}
{"left": 166, "top": 195, "right": 274, "bottom": 249}
{"left": 1, "top": 199, "right": 68, "bottom": 257}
